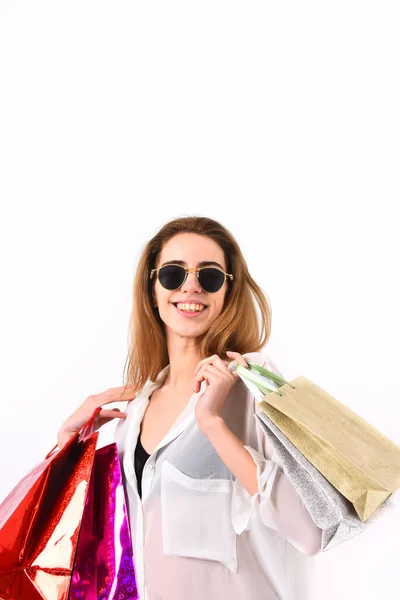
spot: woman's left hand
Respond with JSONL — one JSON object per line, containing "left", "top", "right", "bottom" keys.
{"left": 194, "top": 351, "right": 248, "bottom": 434}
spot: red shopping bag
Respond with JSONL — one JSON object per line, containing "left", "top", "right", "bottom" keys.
{"left": 0, "top": 408, "right": 138, "bottom": 600}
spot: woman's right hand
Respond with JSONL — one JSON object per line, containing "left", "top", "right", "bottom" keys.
{"left": 57, "top": 385, "right": 138, "bottom": 449}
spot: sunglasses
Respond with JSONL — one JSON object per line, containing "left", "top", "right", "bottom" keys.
{"left": 150, "top": 264, "right": 234, "bottom": 293}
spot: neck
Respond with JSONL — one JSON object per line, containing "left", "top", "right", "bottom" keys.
{"left": 164, "top": 333, "right": 202, "bottom": 390}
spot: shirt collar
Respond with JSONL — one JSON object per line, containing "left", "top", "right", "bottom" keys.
{"left": 123, "top": 364, "right": 207, "bottom": 461}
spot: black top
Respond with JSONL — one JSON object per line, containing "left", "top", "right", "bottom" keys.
{"left": 134, "top": 423, "right": 150, "bottom": 499}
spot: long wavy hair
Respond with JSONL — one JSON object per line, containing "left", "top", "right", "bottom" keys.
{"left": 122, "top": 216, "right": 272, "bottom": 393}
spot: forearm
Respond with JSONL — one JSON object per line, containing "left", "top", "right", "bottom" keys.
{"left": 200, "top": 417, "right": 258, "bottom": 497}
{"left": 200, "top": 416, "right": 322, "bottom": 555}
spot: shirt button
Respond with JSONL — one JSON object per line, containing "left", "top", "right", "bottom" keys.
{"left": 147, "top": 464, "right": 154, "bottom": 470}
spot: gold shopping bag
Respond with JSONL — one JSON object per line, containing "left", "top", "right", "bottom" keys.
{"left": 235, "top": 362, "right": 400, "bottom": 522}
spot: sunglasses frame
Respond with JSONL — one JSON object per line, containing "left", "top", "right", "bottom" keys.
{"left": 149, "top": 263, "right": 234, "bottom": 292}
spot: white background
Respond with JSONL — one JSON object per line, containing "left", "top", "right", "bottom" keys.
{"left": 1, "top": 1, "right": 399, "bottom": 598}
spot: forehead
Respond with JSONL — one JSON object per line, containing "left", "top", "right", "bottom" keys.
{"left": 158, "top": 233, "right": 226, "bottom": 269}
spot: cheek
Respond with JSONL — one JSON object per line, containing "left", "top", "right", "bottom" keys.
{"left": 212, "top": 292, "right": 227, "bottom": 316}
{"left": 154, "top": 282, "right": 168, "bottom": 304}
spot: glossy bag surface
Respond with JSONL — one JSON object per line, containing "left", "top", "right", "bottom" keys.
{"left": 0, "top": 408, "right": 138, "bottom": 600}
{"left": 69, "top": 442, "right": 138, "bottom": 600}
{"left": 0, "top": 416, "right": 98, "bottom": 600}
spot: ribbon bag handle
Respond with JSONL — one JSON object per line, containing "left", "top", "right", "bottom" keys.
{"left": 45, "top": 444, "right": 59, "bottom": 460}
{"left": 79, "top": 405, "right": 102, "bottom": 442}
{"left": 234, "top": 361, "right": 295, "bottom": 402}
{"left": 45, "top": 406, "right": 102, "bottom": 459}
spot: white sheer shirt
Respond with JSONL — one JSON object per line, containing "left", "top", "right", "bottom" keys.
{"left": 114, "top": 352, "right": 323, "bottom": 600}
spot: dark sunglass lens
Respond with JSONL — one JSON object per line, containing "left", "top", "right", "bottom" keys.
{"left": 199, "top": 268, "right": 225, "bottom": 292}
{"left": 158, "top": 265, "right": 186, "bottom": 290}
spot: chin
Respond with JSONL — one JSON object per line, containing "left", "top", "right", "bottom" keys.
{"left": 167, "top": 321, "right": 210, "bottom": 338}
{"left": 179, "top": 324, "right": 209, "bottom": 337}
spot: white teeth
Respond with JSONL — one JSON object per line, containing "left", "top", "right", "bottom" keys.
{"left": 176, "top": 303, "right": 205, "bottom": 312}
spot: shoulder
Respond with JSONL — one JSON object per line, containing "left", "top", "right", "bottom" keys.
{"left": 112, "top": 380, "right": 152, "bottom": 452}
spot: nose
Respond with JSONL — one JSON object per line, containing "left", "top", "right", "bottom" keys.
{"left": 180, "top": 269, "right": 202, "bottom": 293}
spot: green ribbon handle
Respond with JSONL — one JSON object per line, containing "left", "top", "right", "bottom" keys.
{"left": 234, "top": 361, "right": 294, "bottom": 401}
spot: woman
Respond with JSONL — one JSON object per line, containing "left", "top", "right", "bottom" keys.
{"left": 58, "top": 216, "right": 323, "bottom": 600}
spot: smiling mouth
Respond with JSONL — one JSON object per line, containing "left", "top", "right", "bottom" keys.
{"left": 172, "top": 302, "right": 208, "bottom": 314}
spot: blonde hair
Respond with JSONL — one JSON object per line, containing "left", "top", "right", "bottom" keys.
{"left": 122, "top": 216, "right": 272, "bottom": 393}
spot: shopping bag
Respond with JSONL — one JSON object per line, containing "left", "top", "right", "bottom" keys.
{"left": 255, "top": 408, "right": 395, "bottom": 551}
{"left": 0, "top": 407, "right": 138, "bottom": 600}
{"left": 69, "top": 442, "right": 138, "bottom": 600}
{"left": 0, "top": 411, "right": 98, "bottom": 600}
{"left": 235, "top": 361, "right": 400, "bottom": 522}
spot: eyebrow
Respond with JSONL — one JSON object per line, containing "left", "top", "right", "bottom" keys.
{"left": 160, "top": 260, "right": 226, "bottom": 270}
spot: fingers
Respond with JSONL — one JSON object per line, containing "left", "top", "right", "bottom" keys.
{"left": 194, "top": 354, "right": 229, "bottom": 376}
{"left": 58, "top": 388, "right": 132, "bottom": 450}
{"left": 194, "top": 352, "right": 248, "bottom": 379}
{"left": 98, "top": 408, "right": 127, "bottom": 419}
{"left": 193, "top": 363, "right": 238, "bottom": 393}
{"left": 110, "top": 385, "right": 138, "bottom": 402}
{"left": 226, "top": 351, "right": 248, "bottom": 368}
{"left": 194, "top": 364, "right": 220, "bottom": 393}
{"left": 93, "top": 408, "right": 128, "bottom": 431}
{"left": 195, "top": 364, "right": 224, "bottom": 384}
{"left": 57, "top": 431, "right": 71, "bottom": 449}
{"left": 87, "top": 385, "right": 138, "bottom": 411}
